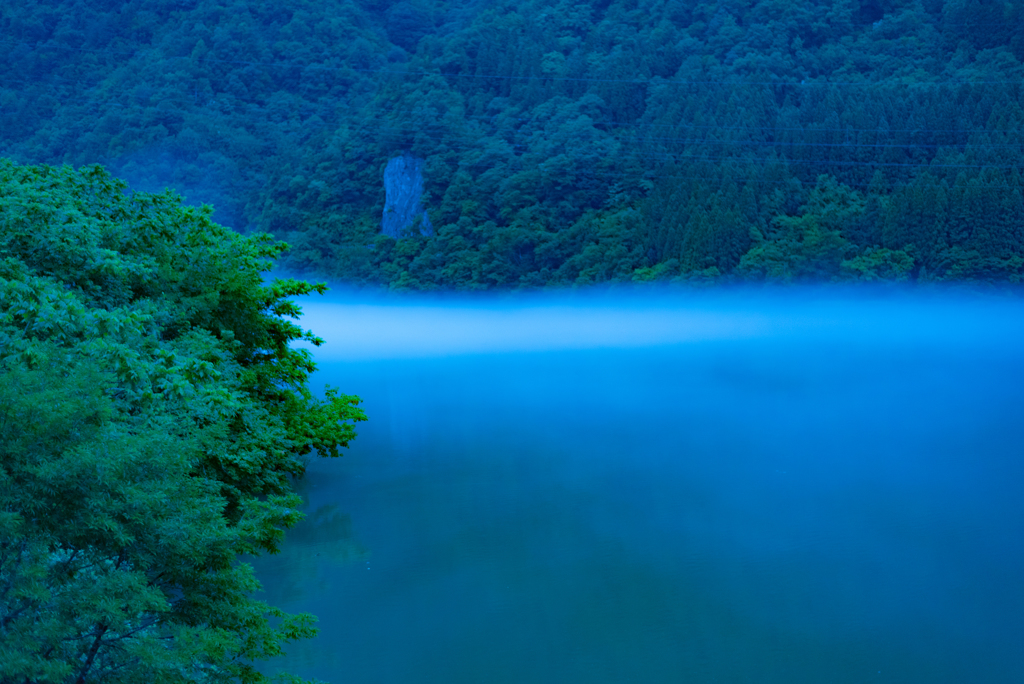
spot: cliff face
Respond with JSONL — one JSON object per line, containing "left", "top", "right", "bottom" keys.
{"left": 382, "top": 155, "right": 433, "bottom": 238}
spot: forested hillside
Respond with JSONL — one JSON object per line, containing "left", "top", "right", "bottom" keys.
{"left": 2, "top": 0, "right": 1023, "bottom": 288}
{"left": 0, "top": 160, "right": 364, "bottom": 682}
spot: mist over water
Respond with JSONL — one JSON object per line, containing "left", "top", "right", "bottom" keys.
{"left": 288, "top": 285, "right": 1024, "bottom": 357}
{"left": 254, "top": 290, "right": 1024, "bottom": 683}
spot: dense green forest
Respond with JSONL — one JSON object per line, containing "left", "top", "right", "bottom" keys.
{"left": 0, "top": 160, "right": 364, "bottom": 683}
{"left": 2, "top": 0, "right": 1023, "bottom": 288}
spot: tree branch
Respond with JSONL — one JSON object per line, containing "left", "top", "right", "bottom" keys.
{"left": 73, "top": 622, "right": 108, "bottom": 684}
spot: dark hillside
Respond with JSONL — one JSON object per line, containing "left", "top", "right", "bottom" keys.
{"left": 2, "top": 0, "right": 1023, "bottom": 288}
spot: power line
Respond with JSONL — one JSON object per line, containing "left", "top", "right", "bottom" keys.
{"left": 465, "top": 113, "right": 1024, "bottom": 137}
{"left": 4, "top": 117, "right": 1016, "bottom": 175}
{"left": 2, "top": 77, "right": 1021, "bottom": 143}
{"left": 493, "top": 140, "right": 1022, "bottom": 170}
{"left": 568, "top": 169, "right": 1022, "bottom": 192}
{"left": 608, "top": 135, "right": 1022, "bottom": 150}
{"left": 6, "top": 38, "right": 1024, "bottom": 87}
{"left": 3, "top": 106, "right": 1018, "bottom": 181}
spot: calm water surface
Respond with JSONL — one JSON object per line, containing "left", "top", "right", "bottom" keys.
{"left": 252, "top": 291, "right": 1024, "bottom": 683}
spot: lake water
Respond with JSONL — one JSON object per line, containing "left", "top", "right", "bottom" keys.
{"left": 251, "top": 289, "right": 1024, "bottom": 684}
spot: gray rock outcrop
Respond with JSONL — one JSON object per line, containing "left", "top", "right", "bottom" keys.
{"left": 382, "top": 155, "right": 433, "bottom": 238}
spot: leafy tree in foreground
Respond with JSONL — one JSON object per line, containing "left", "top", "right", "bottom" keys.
{"left": 0, "top": 160, "right": 365, "bottom": 683}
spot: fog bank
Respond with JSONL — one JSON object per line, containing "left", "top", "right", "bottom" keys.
{"left": 290, "top": 289, "right": 1024, "bottom": 360}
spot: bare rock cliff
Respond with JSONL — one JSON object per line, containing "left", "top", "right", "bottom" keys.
{"left": 382, "top": 155, "right": 433, "bottom": 238}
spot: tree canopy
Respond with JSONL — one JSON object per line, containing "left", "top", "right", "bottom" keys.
{"left": 0, "top": 160, "right": 365, "bottom": 683}
{"left": 2, "top": 0, "right": 1023, "bottom": 288}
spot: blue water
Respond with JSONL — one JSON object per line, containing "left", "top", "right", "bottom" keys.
{"left": 252, "top": 290, "right": 1024, "bottom": 683}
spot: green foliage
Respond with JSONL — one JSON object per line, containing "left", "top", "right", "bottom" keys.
{"left": 738, "top": 214, "right": 851, "bottom": 282}
{"left": 0, "top": 161, "right": 364, "bottom": 683}
{"left": 738, "top": 176, "right": 863, "bottom": 282}
{"left": 841, "top": 247, "right": 915, "bottom": 282}
{"left": 2, "top": 0, "right": 1024, "bottom": 288}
